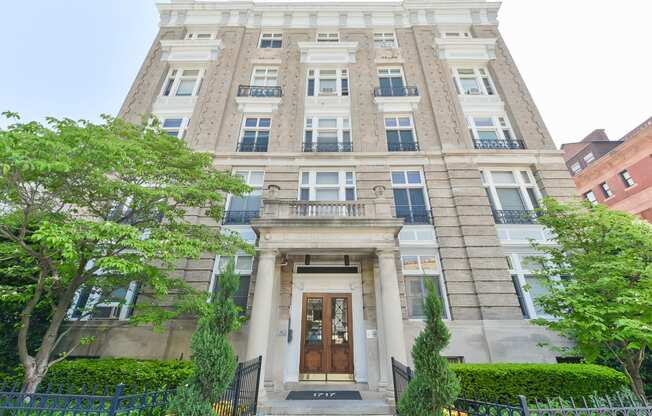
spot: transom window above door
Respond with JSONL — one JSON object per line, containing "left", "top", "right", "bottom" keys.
{"left": 452, "top": 67, "right": 495, "bottom": 96}
{"left": 299, "top": 171, "right": 356, "bottom": 201}
{"left": 161, "top": 68, "right": 205, "bottom": 97}
{"left": 481, "top": 169, "right": 542, "bottom": 224}
{"left": 317, "top": 32, "right": 340, "bottom": 43}
{"left": 304, "top": 116, "right": 351, "bottom": 152}
{"left": 307, "top": 69, "right": 349, "bottom": 97}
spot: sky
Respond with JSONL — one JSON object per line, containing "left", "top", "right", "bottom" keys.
{"left": 1, "top": 1, "right": 651, "bottom": 146}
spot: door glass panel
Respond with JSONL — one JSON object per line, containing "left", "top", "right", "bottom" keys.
{"left": 305, "top": 298, "right": 323, "bottom": 345}
{"left": 331, "top": 298, "right": 349, "bottom": 345}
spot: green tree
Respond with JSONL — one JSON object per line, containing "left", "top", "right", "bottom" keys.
{"left": 399, "top": 279, "right": 460, "bottom": 416}
{"left": 531, "top": 198, "right": 652, "bottom": 404}
{"left": 168, "top": 260, "right": 242, "bottom": 415}
{"left": 0, "top": 113, "right": 252, "bottom": 393}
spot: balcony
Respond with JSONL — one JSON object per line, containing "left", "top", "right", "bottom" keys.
{"left": 373, "top": 86, "right": 419, "bottom": 97}
{"left": 492, "top": 209, "right": 540, "bottom": 225}
{"left": 303, "top": 142, "right": 352, "bottom": 153}
{"left": 388, "top": 142, "right": 419, "bottom": 152}
{"left": 473, "top": 139, "right": 526, "bottom": 150}
{"left": 223, "top": 210, "right": 260, "bottom": 225}
{"left": 237, "top": 143, "right": 268, "bottom": 152}
{"left": 235, "top": 85, "right": 282, "bottom": 113}
{"left": 394, "top": 206, "right": 432, "bottom": 224}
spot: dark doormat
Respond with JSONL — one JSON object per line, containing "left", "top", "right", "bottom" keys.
{"left": 286, "top": 391, "right": 362, "bottom": 400}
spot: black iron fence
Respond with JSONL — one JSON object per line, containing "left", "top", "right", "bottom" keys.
{"left": 223, "top": 210, "right": 260, "bottom": 225}
{"left": 237, "top": 142, "right": 268, "bottom": 152}
{"left": 0, "top": 356, "right": 262, "bottom": 416}
{"left": 303, "top": 142, "right": 353, "bottom": 152}
{"left": 492, "top": 209, "right": 540, "bottom": 225}
{"left": 391, "top": 358, "right": 652, "bottom": 416}
{"left": 394, "top": 206, "right": 433, "bottom": 224}
{"left": 473, "top": 139, "right": 526, "bottom": 150}
{"left": 374, "top": 86, "right": 419, "bottom": 97}
{"left": 237, "top": 85, "right": 283, "bottom": 97}
{"left": 388, "top": 142, "right": 420, "bottom": 152}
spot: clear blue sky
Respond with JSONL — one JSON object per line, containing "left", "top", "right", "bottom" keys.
{"left": 2, "top": 1, "right": 651, "bottom": 146}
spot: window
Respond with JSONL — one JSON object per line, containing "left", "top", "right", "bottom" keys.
{"left": 317, "top": 32, "right": 339, "bottom": 43}
{"left": 378, "top": 67, "right": 406, "bottom": 96}
{"left": 185, "top": 32, "right": 215, "bottom": 40}
{"left": 374, "top": 32, "right": 397, "bottom": 48}
{"left": 68, "top": 282, "right": 139, "bottom": 321}
{"left": 225, "top": 171, "right": 264, "bottom": 224}
{"left": 481, "top": 170, "right": 541, "bottom": 222}
{"left": 385, "top": 116, "right": 418, "bottom": 151}
{"left": 507, "top": 253, "right": 552, "bottom": 320}
{"left": 251, "top": 67, "right": 279, "bottom": 87}
{"left": 600, "top": 182, "right": 613, "bottom": 198}
{"left": 585, "top": 190, "right": 597, "bottom": 204}
{"left": 620, "top": 170, "right": 635, "bottom": 187}
{"left": 452, "top": 67, "right": 495, "bottom": 96}
{"left": 307, "top": 68, "right": 349, "bottom": 97}
{"left": 238, "top": 117, "right": 270, "bottom": 152}
{"left": 161, "top": 68, "right": 204, "bottom": 97}
{"left": 570, "top": 162, "right": 582, "bottom": 175}
{"left": 161, "top": 117, "right": 190, "bottom": 139}
{"left": 391, "top": 170, "right": 430, "bottom": 224}
{"left": 299, "top": 171, "right": 356, "bottom": 201}
{"left": 211, "top": 255, "right": 253, "bottom": 312}
{"left": 467, "top": 116, "right": 516, "bottom": 144}
{"left": 583, "top": 152, "right": 595, "bottom": 165}
{"left": 259, "top": 32, "right": 282, "bottom": 48}
{"left": 401, "top": 252, "right": 449, "bottom": 319}
{"left": 442, "top": 31, "right": 471, "bottom": 38}
{"left": 304, "top": 116, "right": 351, "bottom": 152}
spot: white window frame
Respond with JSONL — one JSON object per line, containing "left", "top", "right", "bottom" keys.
{"left": 391, "top": 170, "right": 431, "bottom": 219}
{"left": 373, "top": 31, "right": 397, "bottom": 48}
{"left": 161, "top": 68, "right": 205, "bottom": 97}
{"left": 259, "top": 32, "right": 283, "bottom": 48}
{"left": 378, "top": 67, "right": 406, "bottom": 85}
{"left": 67, "top": 281, "right": 139, "bottom": 321}
{"left": 481, "top": 169, "right": 542, "bottom": 212}
{"left": 316, "top": 32, "right": 340, "bottom": 43}
{"left": 467, "top": 115, "right": 517, "bottom": 143}
{"left": 298, "top": 170, "right": 356, "bottom": 201}
{"left": 250, "top": 66, "right": 279, "bottom": 87}
{"left": 583, "top": 152, "right": 596, "bottom": 164}
{"left": 185, "top": 32, "right": 216, "bottom": 40}
{"left": 620, "top": 170, "right": 635, "bottom": 187}
{"left": 225, "top": 170, "right": 265, "bottom": 217}
{"left": 507, "top": 252, "right": 555, "bottom": 320}
{"left": 238, "top": 116, "right": 271, "bottom": 152}
{"left": 401, "top": 249, "right": 450, "bottom": 320}
{"left": 452, "top": 66, "right": 496, "bottom": 96}
{"left": 384, "top": 114, "right": 418, "bottom": 151}
{"left": 570, "top": 162, "right": 582, "bottom": 175}
{"left": 304, "top": 116, "right": 351, "bottom": 150}
{"left": 161, "top": 117, "right": 190, "bottom": 139}
{"left": 600, "top": 181, "right": 613, "bottom": 198}
{"left": 208, "top": 254, "right": 254, "bottom": 311}
{"left": 585, "top": 190, "right": 597, "bottom": 204}
{"left": 307, "top": 68, "right": 349, "bottom": 97}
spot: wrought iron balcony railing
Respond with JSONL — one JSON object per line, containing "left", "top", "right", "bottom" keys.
{"left": 492, "top": 209, "right": 540, "bottom": 224}
{"left": 303, "top": 142, "right": 353, "bottom": 153}
{"left": 395, "top": 206, "right": 433, "bottom": 224}
{"left": 237, "top": 85, "right": 283, "bottom": 98}
{"left": 237, "top": 143, "right": 268, "bottom": 152}
{"left": 223, "top": 210, "right": 260, "bottom": 225}
{"left": 473, "top": 139, "right": 526, "bottom": 150}
{"left": 388, "top": 142, "right": 419, "bottom": 152}
{"left": 374, "top": 86, "right": 419, "bottom": 97}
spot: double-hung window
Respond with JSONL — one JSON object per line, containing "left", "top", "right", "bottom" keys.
{"left": 238, "top": 117, "right": 270, "bottom": 152}
{"left": 401, "top": 252, "right": 449, "bottom": 319}
{"left": 570, "top": 162, "right": 582, "bottom": 175}
{"left": 260, "top": 33, "right": 282, "bottom": 48}
{"left": 467, "top": 115, "right": 518, "bottom": 147}
{"left": 452, "top": 67, "right": 495, "bottom": 96}
{"left": 374, "top": 32, "right": 397, "bottom": 48}
{"left": 378, "top": 67, "right": 406, "bottom": 96}
{"left": 600, "top": 182, "right": 613, "bottom": 198}
{"left": 307, "top": 69, "right": 349, "bottom": 97}
{"left": 385, "top": 115, "right": 418, "bottom": 151}
{"left": 161, "top": 117, "right": 190, "bottom": 139}
{"left": 317, "top": 32, "right": 340, "bottom": 43}
{"left": 225, "top": 171, "right": 264, "bottom": 224}
{"left": 391, "top": 171, "right": 431, "bottom": 224}
{"left": 161, "top": 68, "right": 204, "bottom": 97}
{"left": 251, "top": 67, "right": 279, "bottom": 87}
{"left": 299, "top": 171, "right": 356, "bottom": 201}
{"left": 186, "top": 32, "right": 215, "bottom": 40}
{"left": 481, "top": 169, "right": 541, "bottom": 224}
{"left": 508, "top": 253, "right": 552, "bottom": 320}
{"left": 68, "top": 282, "right": 139, "bottom": 321}
{"left": 620, "top": 170, "right": 635, "bottom": 187}
{"left": 585, "top": 190, "right": 597, "bottom": 204}
{"left": 583, "top": 152, "right": 596, "bottom": 165}
{"left": 211, "top": 255, "right": 253, "bottom": 312}
{"left": 304, "top": 116, "right": 351, "bottom": 152}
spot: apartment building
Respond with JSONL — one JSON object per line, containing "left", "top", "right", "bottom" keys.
{"left": 64, "top": 0, "right": 577, "bottom": 395}
{"left": 563, "top": 117, "right": 652, "bottom": 222}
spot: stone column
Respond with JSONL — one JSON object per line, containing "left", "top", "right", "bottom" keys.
{"left": 246, "top": 249, "right": 278, "bottom": 393}
{"left": 376, "top": 249, "right": 408, "bottom": 365}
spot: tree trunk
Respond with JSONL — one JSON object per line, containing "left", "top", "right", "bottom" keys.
{"left": 625, "top": 364, "right": 648, "bottom": 406}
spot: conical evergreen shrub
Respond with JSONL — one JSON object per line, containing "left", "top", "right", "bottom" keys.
{"left": 398, "top": 279, "right": 460, "bottom": 416}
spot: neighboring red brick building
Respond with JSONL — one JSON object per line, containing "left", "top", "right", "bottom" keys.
{"left": 562, "top": 117, "right": 652, "bottom": 222}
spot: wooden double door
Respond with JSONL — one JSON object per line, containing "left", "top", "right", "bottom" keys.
{"left": 299, "top": 293, "right": 354, "bottom": 380}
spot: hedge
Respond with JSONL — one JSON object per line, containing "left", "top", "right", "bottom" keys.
{"left": 451, "top": 363, "right": 629, "bottom": 403}
{"left": 1, "top": 358, "right": 193, "bottom": 393}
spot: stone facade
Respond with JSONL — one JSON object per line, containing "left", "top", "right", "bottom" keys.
{"left": 64, "top": 0, "right": 577, "bottom": 396}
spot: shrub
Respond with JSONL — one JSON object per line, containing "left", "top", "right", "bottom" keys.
{"left": 0, "top": 358, "right": 192, "bottom": 392}
{"left": 450, "top": 363, "right": 629, "bottom": 403}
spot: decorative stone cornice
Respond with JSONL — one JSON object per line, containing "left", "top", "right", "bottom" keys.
{"left": 434, "top": 37, "right": 497, "bottom": 62}
{"left": 298, "top": 42, "right": 358, "bottom": 64}
{"left": 160, "top": 39, "right": 224, "bottom": 63}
